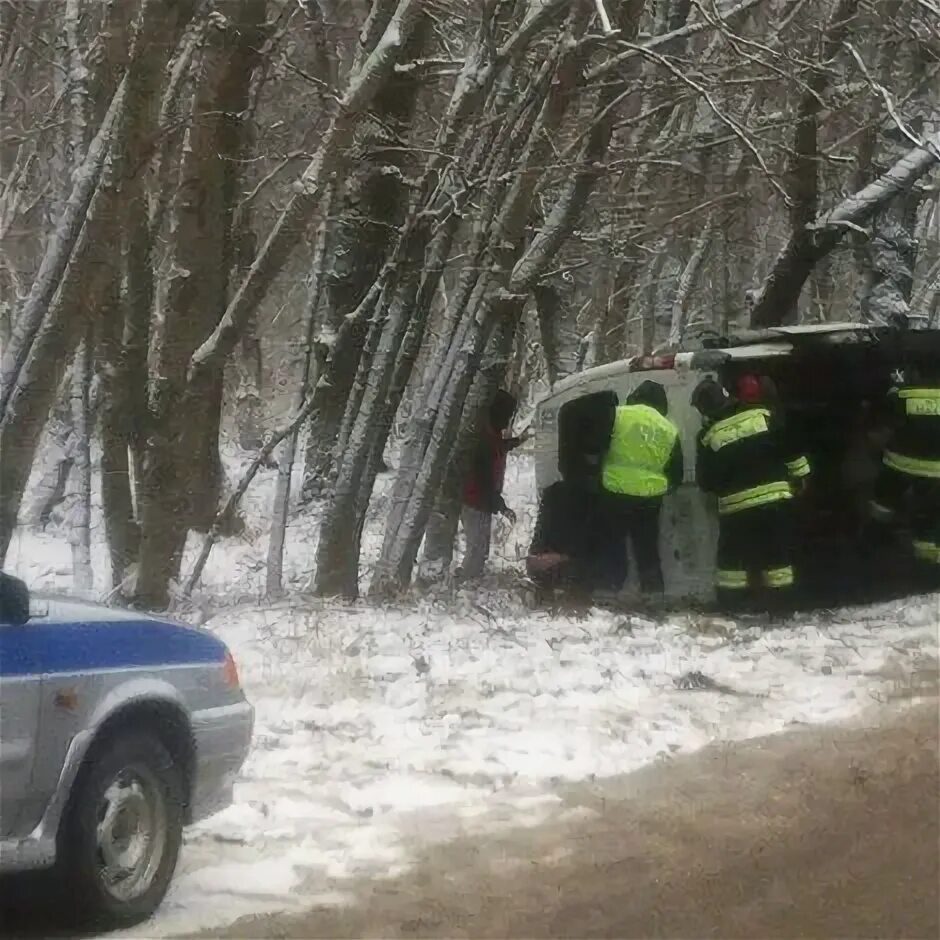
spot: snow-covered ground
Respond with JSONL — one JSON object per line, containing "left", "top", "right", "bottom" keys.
{"left": 5, "top": 445, "right": 939, "bottom": 936}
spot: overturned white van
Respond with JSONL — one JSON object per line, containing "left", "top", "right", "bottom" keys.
{"left": 532, "top": 324, "right": 940, "bottom": 606}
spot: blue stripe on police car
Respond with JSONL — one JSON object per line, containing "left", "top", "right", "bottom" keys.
{"left": 0, "top": 619, "right": 226, "bottom": 677}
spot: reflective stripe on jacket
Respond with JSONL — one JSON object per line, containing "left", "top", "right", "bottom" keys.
{"left": 602, "top": 404, "right": 679, "bottom": 498}
{"left": 717, "top": 481, "right": 792, "bottom": 515}
{"left": 696, "top": 405, "right": 806, "bottom": 516}
{"left": 883, "top": 387, "right": 940, "bottom": 478}
{"left": 702, "top": 408, "right": 771, "bottom": 452}
{"left": 883, "top": 450, "right": 940, "bottom": 479}
{"left": 898, "top": 386, "right": 940, "bottom": 413}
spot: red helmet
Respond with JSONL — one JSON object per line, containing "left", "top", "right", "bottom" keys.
{"left": 736, "top": 374, "right": 763, "bottom": 404}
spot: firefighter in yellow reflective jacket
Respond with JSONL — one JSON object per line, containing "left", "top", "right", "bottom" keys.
{"left": 870, "top": 366, "right": 940, "bottom": 583}
{"left": 691, "top": 377, "right": 811, "bottom": 612}
{"left": 601, "top": 381, "right": 683, "bottom": 594}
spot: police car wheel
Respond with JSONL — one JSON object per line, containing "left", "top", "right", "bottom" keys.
{"left": 60, "top": 731, "right": 184, "bottom": 928}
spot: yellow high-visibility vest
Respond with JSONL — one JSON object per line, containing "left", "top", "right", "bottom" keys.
{"left": 602, "top": 404, "right": 678, "bottom": 497}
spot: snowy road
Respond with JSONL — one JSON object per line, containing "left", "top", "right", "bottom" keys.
{"left": 193, "top": 702, "right": 939, "bottom": 939}
{"left": 124, "top": 590, "right": 938, "bottom": 937}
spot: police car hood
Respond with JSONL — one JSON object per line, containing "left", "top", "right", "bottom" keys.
{"left": 23, "top": 593, "right": 229, "bottom": 670}
{"left": 32, "top": 593, "right": 171, "bottom": 624}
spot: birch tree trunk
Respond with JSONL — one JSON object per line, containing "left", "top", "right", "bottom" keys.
{"left": 266, "top": 186, "right": 335, "bottom": 597}
{"left": 0, "top": 0, "right": 195, "bottom": 567}
{"left": 665, "top": 217, "right": 714, "bottom": 348}
{"left": 135, "top": 0, "right": 267, "bottom": 607}
{"left": 68, "top": 332, "right": 93, "bottom": 594}
{"left": 301, "top": 12, "right": 430, "bottom": 499}
{"left": 309, "top": 3, "right": 568, "bottom": 596}
{"left": 371, "top": 0, "right": 645, "bottom": 597}
{"left": 418, "top": 312, "right": 518, "bottom": 582}
{"left": 751, "top": 124, "right": 940, "bottom": 327}
{"left": 186, "top": 0, "right": 424, "bottom": 389}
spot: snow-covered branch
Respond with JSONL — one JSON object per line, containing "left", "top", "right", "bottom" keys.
{"left": 751, "top": 125, "right": 940, "bottom": 327}
{"left": 586, "top": 0, "right": 767, "bottom": 81}
{"left": 0, "top": 75, "right": 127, "bottom": 424}
{"left": 826, "top": 135, "right": 940, "bottom": 228}
{"left": 187, "top": 0, "right": 422, "bottom": 381}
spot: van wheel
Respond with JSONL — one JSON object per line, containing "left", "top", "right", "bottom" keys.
{"left": 59, "top": 732, "right": 184, "bottom": 928}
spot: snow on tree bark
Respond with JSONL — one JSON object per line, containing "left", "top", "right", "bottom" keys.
{"left": 0, "top": 101, "right": 126, "bottom": 565}
{"left": 370, "top": 52, "right": 580, "bottom": 594}
{"left": 0, "top": 0, "right": 197, "bottom": 569}
{"left": 854, "top": 34, "right": 929, "bottom": 327}
{"left": 310, "top": 6, "right": 568, "bottom": 596}
{"left": 68, "top": 331, "right": 93, "bottom": 594}
{"left": 0, "top": 77, "right": 126, "bottom": 426}
{"left": 418, "top": 312, "right": 519, "bottom": 582}
{"left": 187, "top": 0, "right": 424, "bottom": 386}
{"left": 301, "top": 11, "right": 430, "bottom": 500}
{"left": 665, "top": 217, "right": 714, "bottom": 349}
{"left": 371, "top": 0, "right": 644, "bottom": 597}
{"left": 135, "top": 0, "right": 268, "bottom": 608}
{"left": 751, "top": 123, "right": 940, "bottom": 328}
{"left": 266, "top": 185, "right": 336, "bottom": 597}
{"left": 314, "top": 221, "right": 434, "bottom": 597}
{"left": 747, "top": 0, "right": 925, "bottom": 328}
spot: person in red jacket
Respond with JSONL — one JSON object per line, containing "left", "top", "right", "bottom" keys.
{"left": 460, "top": 390, "right": 525, "bottom": 579}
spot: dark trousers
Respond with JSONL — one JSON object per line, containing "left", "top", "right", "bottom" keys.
{"left": 910, "top": 480, "right": 940, "bottom": 577}
{"left": 716, "top": 501, "right": 795, "bottom": 612}
{"left": 607, "top": 495, "right": 663, "bottom": 593}
{"left": 873, "top": 464, "right": 940, "bottom": 583}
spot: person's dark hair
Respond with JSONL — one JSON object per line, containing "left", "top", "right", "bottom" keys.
{"left": 759, "top": 375, "right": 780, "bottom": 406}
{"left": 489, "top": 389, "right": 517, "bottom": 431}
{"left": 691, "top": 376, "right": 729, "bottom": 418}
{"left": 627, "top": 380, "right": 668, "bottom": 415}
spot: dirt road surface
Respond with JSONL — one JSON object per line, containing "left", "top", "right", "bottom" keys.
{"left": 198, "top": 703, "right": 939, "bottom": 940}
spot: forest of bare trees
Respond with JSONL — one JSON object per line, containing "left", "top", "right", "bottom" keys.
{"left": 1, "top": 0, "right": 938, "bottom": 609}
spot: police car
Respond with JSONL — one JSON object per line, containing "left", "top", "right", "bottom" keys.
{"left": 0, "top": 572, "right": 253, "bottom": 927}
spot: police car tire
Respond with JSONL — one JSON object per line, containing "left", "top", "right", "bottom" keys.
{"left": 59, "top": 731, "right": 184, "bottom": 928}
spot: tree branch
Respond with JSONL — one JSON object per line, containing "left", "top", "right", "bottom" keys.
{"left": 0, "top": 76, "right": 127, "bottom": 423}
{"left": 750, "top": 125, "right": 940, "bottom": 326}
{"left": 586, "top": 0, "right": 766, "bottom": 82}
{"left": 183, "top": 390, "right": 322, "bottom": 595}
{"left": 187, "top": 0, "right": 422, "bottom": 382}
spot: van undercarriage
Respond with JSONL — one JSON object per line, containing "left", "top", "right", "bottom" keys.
{"left": 542, "top": 327, "right": 940, "bottom": 612}
{"left": 721, "top": 344, "right": 933, "bottom": 608}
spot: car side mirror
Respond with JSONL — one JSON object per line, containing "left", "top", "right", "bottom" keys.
{"left": 0, "top": 571, "right": 30, "bottom": 625}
